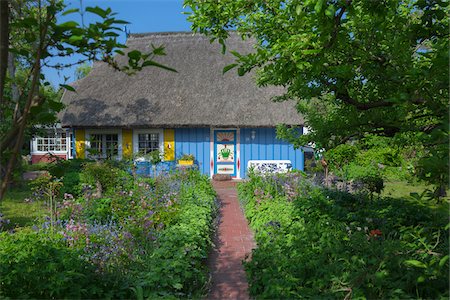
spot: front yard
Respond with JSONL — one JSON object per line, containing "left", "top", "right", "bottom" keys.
{"left": 0, "top": 160, "right": 217, "bottom": 298}
{"left": 1, "top": 160, "right": 448, "bottom": 299}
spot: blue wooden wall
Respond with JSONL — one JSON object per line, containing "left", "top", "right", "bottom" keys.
{"left": 174, "top": 127, "right": 303, "bottom": 178}
{"left": 175, "top": 128, "right": 211, "bottom": 176}
{"left": 239, "top": 128, "right": 304, "bottom": 178}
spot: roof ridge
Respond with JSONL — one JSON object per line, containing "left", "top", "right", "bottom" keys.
{"left": 128, "top": 30, "right": 239, "bottom": 39}
{"left": 128, "top": 31, "right": 194, "bottom": 38}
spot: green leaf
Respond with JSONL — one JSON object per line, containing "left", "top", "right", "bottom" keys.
{"left": 68, "top": 35, "right": 83, "bottom": 43}
{"left": 439, "top": 255, "right": 449, "bottom": 268}
{"left": 141, "top": 60, "right": 177, "bottom": 72}
{"left": 128, "top": 50, "right": 141, "bottom": 60}
{"left": 58, "top": 21, "right": 79, "bottom": 29}
{"left": 62, "top": 8, "right": 80, "bottom": 16}
{"left": 302, "top": 49, "right": 321, "bottom": 55}
{"left": 417, "top": 275, "right": 426, "bottom": 283}
{"left": 315, "top": 0, "right": 325, "bottom": 13}
{"left": 237, "top": 67, "right": 245, "bottom": 76}
{"left": 60, "top": 84, "right": 76, "bottom": 92}
{"left": 172, "top": 283, "right": 183, "bottom": 290}
{"left": 112, "top": 19, "right": 129, "bottom": 25}
{"left": 404, "top": 260, "right": 427, "bottom": 269}
{"left": 296, "top": 5, "right": 302, "bottom": 15}
{"left": 223, "top": 63, "right": 238, "bottom": 74}
{"left": 325, "top": 5, "right": 336, "bottom": 18}
{"left": 229, "top": 50, "right": 242, "bottom": 58}
{"left": 86, "top": 6, "right": 108, "bottom": 18}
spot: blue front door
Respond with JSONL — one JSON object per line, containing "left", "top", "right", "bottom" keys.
{"left": 214, "top": 130, "right": 237, "bottom": 177}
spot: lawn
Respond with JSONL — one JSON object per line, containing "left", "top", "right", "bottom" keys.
{"left": 0, "top": 187, "right": 48, "bottom": 230}
{"left": 383, "top": 180, "right": 450, "bottom": 201}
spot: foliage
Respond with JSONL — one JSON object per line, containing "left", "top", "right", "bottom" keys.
{"left": 29, "top": 174, "right": 63, "bottom": 232}
{"left": 80, "top": 161, "right": 132, "bottom": 194}
{"left": 74, "top": 62, "right": 92, "bottom": 80}
{"left": 0, "top": 229, "right": 114, "bottom": 298}
{"left": 179, "top": 153, "right": 195, "bottom": 161}
{"left": 1, "top": 0, "right": 175, "bottom": 199}
{"left": 238, "top": 172, "right": 449, "bottom": 299}
{"left": 46, "top": 158, "right": 86, "bottom": 196}
{"left": 1, "top": 163, "right": 217, "bottom": 298}
{"left": 184, "top": 0, "right": 449, "bottom": 195}
{"left": 137, "top": 149, "right": 163, "bottom": 165}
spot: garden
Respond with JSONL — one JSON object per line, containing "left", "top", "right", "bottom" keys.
{"left": 238, "top": 171, "right": 449, "bottom": 299}
{"left": 0, "top": 159, "right": 217, "bottom": 299}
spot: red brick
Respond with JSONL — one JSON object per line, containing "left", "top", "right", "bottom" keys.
{"left": 208, "top": 180, "right": 255, "bottom": 300}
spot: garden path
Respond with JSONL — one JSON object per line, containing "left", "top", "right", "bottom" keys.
{"left": 208, "top": 180, "right": 256, "bottom": 300}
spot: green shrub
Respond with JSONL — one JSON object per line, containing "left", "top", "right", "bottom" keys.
{"left": 238, "top": 173, "right": 449, "bottom": 299}
{"left": 80, "top": 161, "right": 133, "bottom": 194}
{"left": 3, "top": 166, "right": 217, "bottom": 299}
{"left": 0, "top": 229, "right": 114, "bottom": 299}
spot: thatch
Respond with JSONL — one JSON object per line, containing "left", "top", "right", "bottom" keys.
{"left": 61, "top": 32, "right": 303, "bottom": 128}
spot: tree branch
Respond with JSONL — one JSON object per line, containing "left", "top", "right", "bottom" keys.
{"left": 324, "top": 0, "right": 352, "bottom": 49}
{"left": 337, "top": 92, "right": 394, "bottom": 110}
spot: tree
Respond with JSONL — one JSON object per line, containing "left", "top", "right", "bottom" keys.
{"left": 0, "top": 0, "right": 175, "bottom": 199}
{"left": 184, "top": 0, "right": 449, "bottom": 193}
{"left": 74, "top": 62, "right": 91, "bottom": 80}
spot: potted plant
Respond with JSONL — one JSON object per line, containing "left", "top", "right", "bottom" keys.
{"left": 178, "top": 154, "right": 195, "bottom": 165}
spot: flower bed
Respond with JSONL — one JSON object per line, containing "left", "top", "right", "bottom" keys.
{"left": 238, "top": 172, "right": 449, "bottom": 299}
{"left": 0, "top": 162, "right": 217, "bottom": 299}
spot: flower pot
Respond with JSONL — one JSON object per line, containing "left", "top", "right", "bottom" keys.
{"left": 178, "top": 159, "right": 194, "bottom": 165}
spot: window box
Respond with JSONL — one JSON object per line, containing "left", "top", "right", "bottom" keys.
{"left": 178, "top": 159, "right": 194, "bottom": 165}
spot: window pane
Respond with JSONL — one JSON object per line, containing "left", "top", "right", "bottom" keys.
{"left": 138, "top": 133, "right": 159, "bottom": 154}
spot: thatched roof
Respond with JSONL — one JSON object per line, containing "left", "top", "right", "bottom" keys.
{"left": 61, "top": 32, "right": 303, "bottom": 128}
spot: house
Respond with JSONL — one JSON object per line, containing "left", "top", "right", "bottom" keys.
{"left": 32, "top": 32, "right": 305, "bottom": 178}
{"left": 30, "top": 124, "right": 73, "bottom": 164}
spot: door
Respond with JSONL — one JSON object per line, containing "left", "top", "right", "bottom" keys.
{"left": 214, "top": 130, "right": 237, "bottom": 177}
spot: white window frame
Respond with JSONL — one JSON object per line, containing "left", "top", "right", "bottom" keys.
{"left": 31, "top": 130, "right": 69, "bottom": 154}
{"left": 133, "top": 129, "right": 164, "bottom": 159}
{"left": 85, "top": 129, "right": 122, "bottom": 160}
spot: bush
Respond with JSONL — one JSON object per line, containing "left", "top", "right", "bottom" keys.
{"left": 0, "top": 229, "right": 116, "bottom": 299}
{"left": 238, "top": 172, "right": 449, "bottom": 299}
{"left": 2, "top": 167, "right": 217, "bottom": 299}
{"left": 46, "top": 159, "right": 86, "bottom": 196}
{"left": 80, "top": 161, "right": 133, "bottom": 194}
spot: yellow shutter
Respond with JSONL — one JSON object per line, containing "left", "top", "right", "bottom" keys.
{"left": 122, "top": 129, "right": 133, "bottom": 159}
{"left": 75, "top": 129, "right": 85, "bottom": 159}
{"left": 164, "top": 129, "right": 175, "bottom": 161}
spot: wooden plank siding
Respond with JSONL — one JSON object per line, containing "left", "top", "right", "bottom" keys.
{"left": 175, "top": 128, "right": 210, "bottom": 176}
{"left": 240, "top": 128, "right": 304, "bottom": 178}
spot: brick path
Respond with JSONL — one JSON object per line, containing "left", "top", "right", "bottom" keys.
{"left": 208, "top": 180, "right": 256, "bottom": 300}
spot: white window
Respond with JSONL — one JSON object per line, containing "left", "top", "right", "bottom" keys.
{"left": 33, "top": 132, "right": 67, "bottom": 153}
{"left": 138, "top": 133, "right": 160, "bottom": 154}
{"left": 85, "top": 129, "right": 122, "bottom": 160}
{"left": 133, "top": 129, "right": 164, "bottom": 157}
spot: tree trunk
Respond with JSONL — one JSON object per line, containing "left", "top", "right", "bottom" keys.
{"left": 0, "top": 0, "right": 9, "bottom": 117}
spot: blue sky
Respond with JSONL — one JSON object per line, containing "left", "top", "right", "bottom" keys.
{"left": 43, "top": 0, "right": 191, "bottom": 86}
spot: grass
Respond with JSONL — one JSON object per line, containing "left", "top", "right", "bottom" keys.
{"left": 0, "top": 185, "right": 48, "bottom": 230}
{"left": 383, "top": 180, "right": 449, "bottom": 200}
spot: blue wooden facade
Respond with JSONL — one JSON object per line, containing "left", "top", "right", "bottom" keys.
{"left": 74, "top": 127, "right": 303, "bottom": 179}
{"left": 175, "top": 127, "right": 303, "bottom": 178}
